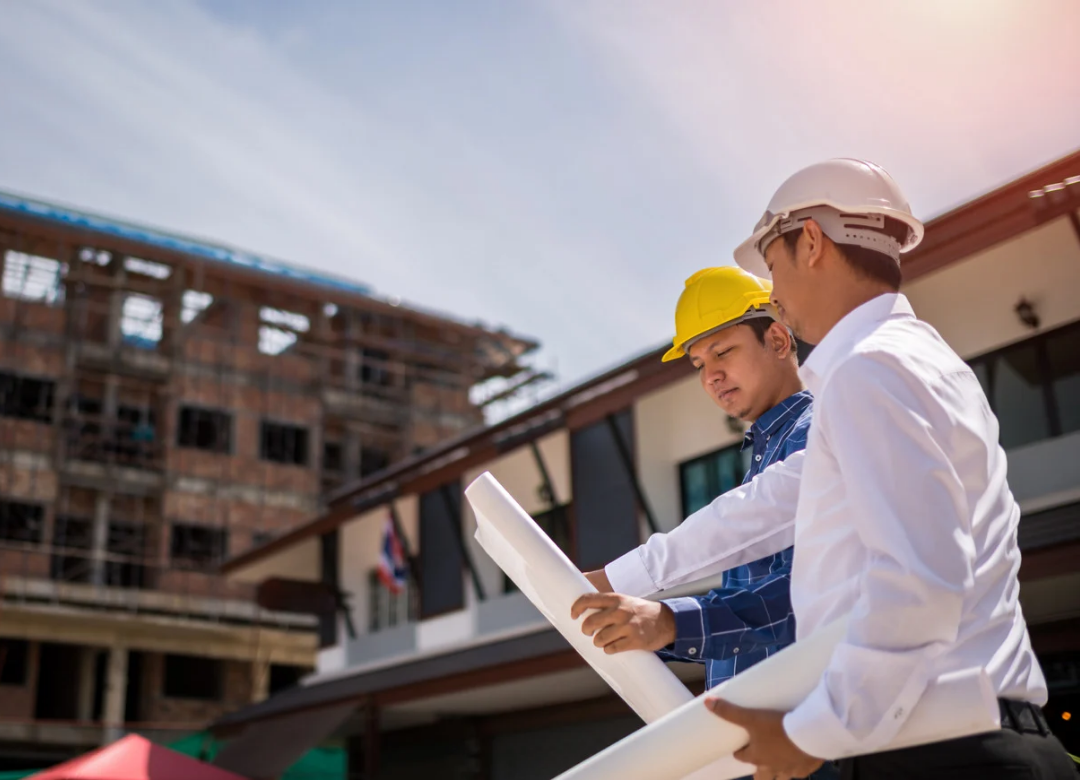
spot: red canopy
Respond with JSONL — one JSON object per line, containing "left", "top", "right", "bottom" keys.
{"left": 27, "top": 734, "right": 248, "bottom": 780}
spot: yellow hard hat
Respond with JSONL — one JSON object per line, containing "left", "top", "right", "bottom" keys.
{"left": 662, "top": 267, "right": 776, "bottom": 362}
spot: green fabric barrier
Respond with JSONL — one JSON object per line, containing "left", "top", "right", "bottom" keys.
{"left": 166, "top": 732, "right": 347, "bottom": 779}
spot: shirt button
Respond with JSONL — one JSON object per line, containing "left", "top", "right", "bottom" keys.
{"left": 766, "top": 435, "right": 771, "bottom": 441}
{"left": 688, "top": 647, "right": 697, "bottom": 656}
{"left": 733, "top": 648, "right": 740, "bottom": 654}
{"left": 755, "top": 454, "right": 762, "bottom": 462}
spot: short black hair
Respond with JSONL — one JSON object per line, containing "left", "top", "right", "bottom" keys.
{"left": 780, "top": 218, "right": 909, "bottom": 291}
{"left": 740, "top": 317, "right": 797, "bottom": 363}
{"left": 741, "top": 316, "right": 773, "bottom": 345}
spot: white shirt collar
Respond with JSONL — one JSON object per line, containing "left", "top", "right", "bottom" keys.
{"left": 799, "top": 293, "right": 916, "bottom": 394}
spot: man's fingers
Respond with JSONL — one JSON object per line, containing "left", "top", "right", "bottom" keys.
{"left": 592, "top": 623, "right": 629, "bottom": 650}
{"left": 705, "top": 697, "right": 755, "bottom": 727}
{"left": 570, "top": 593, "right": 619, "bottom": 621}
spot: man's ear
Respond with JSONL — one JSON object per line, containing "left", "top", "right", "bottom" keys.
{"left": 801, "top": 219, "right": 827, "bottom": 269}
{"left": 766, "top": 321, "right": 793, "bottom": 359}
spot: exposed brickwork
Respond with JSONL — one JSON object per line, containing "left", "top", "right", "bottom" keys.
{"left": 0, "top": 212, "right": 533, "bottom": 739}
{"left": 138, "top": 652, "right": 253, "bottom": 725}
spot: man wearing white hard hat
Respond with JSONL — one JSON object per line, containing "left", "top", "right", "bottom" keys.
{"left": 704, "top": 159, "right": 1075, "bottom": 779}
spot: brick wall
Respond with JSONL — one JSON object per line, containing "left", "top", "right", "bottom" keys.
{"left": 138, "top": 653, "right": 252, "bottom": 725}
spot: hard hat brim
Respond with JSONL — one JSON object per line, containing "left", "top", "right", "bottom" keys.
{"left": 734, "top": 199, "right": 925, "bottom": 280}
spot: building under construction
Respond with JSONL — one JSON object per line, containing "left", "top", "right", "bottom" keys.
{"left": 0, "top": 190, "right": 540, "bottom": 772}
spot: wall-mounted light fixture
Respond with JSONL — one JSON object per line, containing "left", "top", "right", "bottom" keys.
{"left": 1014, "top": 297, "right": 1040, "bottom": 330}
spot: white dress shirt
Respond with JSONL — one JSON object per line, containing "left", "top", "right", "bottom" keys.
{"left": 782, "top": 293, "right": 1047, "bottom": 760}
{"left": 604, "top": 451, "right": 801, "bottom": 597}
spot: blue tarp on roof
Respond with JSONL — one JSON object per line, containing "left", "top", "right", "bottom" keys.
{"left": 0, "top": 189, "right": 373, "bottom": 298}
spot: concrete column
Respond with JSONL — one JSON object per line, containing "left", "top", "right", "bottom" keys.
{"left": 90, "top": 494, "right": 111, "bottom": 586}
{"left": 106, "top": 259, "right": 127, "bottom": 350}
{"left": 251, "top": 660, "right": 270, "bottom": 703}
{"left": 76, "top": 647, "right": 98, "bottom": 721}
{"left": 103, "top": 645, "right": 128, "bottom": 743}
{"left": 343, "top": 430, "right": 362, "bottom": 482}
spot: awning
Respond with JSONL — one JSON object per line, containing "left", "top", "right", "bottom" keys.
{"left": 212, "top": 703, "right": 356, "bottom": 780}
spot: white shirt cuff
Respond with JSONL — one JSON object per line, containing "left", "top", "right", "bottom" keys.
{"left": 604, "top": 548, "right": 659, "bottom": 597}
{"left": 783, "top": 679, "right": 857, "bottom": 761}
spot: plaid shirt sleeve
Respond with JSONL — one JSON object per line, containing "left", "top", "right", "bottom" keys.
{"left": 658, "top": 566, "right": 796, "bottom": 663}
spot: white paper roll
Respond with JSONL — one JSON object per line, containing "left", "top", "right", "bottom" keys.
{"left": 467, "top": 472, "right": 1001, "bottom": 780}
{"left": 466, "top": 472, "right": 695, "bottom": 723}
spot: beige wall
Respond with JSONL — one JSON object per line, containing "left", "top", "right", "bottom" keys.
{"left": 463, "top": 430, "right": 572, "bottom": 601}
{"left": 228, "top": 536, "right": 321, "bottom": 585}
{"left": 904, "top": 213, "right": 1080, "bottom": 358}
{"left": 633, "top": 375, "right": 746, "bottom": 533}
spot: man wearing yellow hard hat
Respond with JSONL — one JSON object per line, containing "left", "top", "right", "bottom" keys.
{"left": 570, "top": 266, "right": 838, "bottom": 780}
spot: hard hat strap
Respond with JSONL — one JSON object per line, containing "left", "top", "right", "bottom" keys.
{"left": 682, "top": 306, "right": 778, "bottom": 353}
{"left": 758, "top": 205, "right": 902, "bottom": 263}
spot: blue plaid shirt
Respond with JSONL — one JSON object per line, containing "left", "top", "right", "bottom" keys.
{"left": 660, "top": 390, "right": 813, "bottom": 688}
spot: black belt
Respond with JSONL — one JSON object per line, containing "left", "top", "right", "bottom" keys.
{"left": 998, "top": 698, "right": 1050, "bottom": 736}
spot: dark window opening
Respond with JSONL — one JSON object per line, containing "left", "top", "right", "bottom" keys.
{"left": 322, "top": 442, "right": 343, "bottom": 473}
{"left": 177, "top": 406, "right": 232, "bottom": 454}
{"left": 0, "top": 371, "right": 55, "bottom": 423}
{"left": 0, "top": 500, "right": 44, "bottom": 545}
{"left": 104, "top": 521, "right": 149, "bottom": 589}
{"left": 360, "top": 447, "right": 391, "bottom": 478}
{"left": 50, "top": 515, "right": 93, "bottom": 583}
{"left": 679, "top": 444, "right": 751, "bottom": 517}
{"left": 170, "top": 523, "right": 228, "bottom": 571}
{"left": 968, "top": 320, "right": 1080, "bottom": 450}
{"left": 360, "top": 348, "right": 392, "bottom": 387}
{"left": 0, "top": 639, "right": 29, "bottom": 685}
{"left": 268, "top": 664, "right": 308, "bottom": 695}
{"left": 162, "top": 654, "right": 221, "bottom": 700}
{"left": 260, "top": 421, "right": 309, "bottom": 466}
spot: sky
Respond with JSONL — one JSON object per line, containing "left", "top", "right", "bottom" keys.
{"left": 1, "top": 0, "right": 1079, "bottom": 417}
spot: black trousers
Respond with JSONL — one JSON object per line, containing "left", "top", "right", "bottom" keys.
{"left": 838, "top": 700, "right": 1077, "bottom": 779}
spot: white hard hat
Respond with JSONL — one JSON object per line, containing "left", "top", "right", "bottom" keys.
{"left": 734, "top": 158, "right": 925, "bottom": 279}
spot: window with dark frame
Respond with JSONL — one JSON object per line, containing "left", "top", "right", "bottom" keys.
{"left": 0, "top": 371, "right": 56, "bottom": 423}
{"left": 679, "top": 443, "right": 751, "bottom": 518}
{"left": 0, "top": 638, "right": 29, "bottom": 685}
{"left": 360, "top": 348, "right": 392, "bottom": 387}
{"left": 0, "top": 500, "right": 44, "bottom": 545}
{"left": 367, "top": 569, "right": 417, "bottom": 632}
{"left": 966, "top": 319, "right": 1080, "bottom": 450}
{"left": 176, "top": 406, "right": 232, "bottom": 453}
{"left": 170, "top": 523, "right": 228, "bottom": 571}
{"left": 162, "top": 654, "right": 221, "bottom": 700}
{"left": 259, "top": 421, "right": 309, "bottom": 466}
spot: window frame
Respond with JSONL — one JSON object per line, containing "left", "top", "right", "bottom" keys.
{"left": 966, "top": 318, "right": 1080, "bottom": 447}
{"left": 176, "top": 406, "right": 233, "bottom": 454}
{"left": 259, "top": 419, "right": 310, "bottom": 467}
{"left": 678, "top": 442, "right": 750, "bottom": 519}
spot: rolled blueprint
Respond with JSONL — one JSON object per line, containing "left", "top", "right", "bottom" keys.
{"left": 556, "top": 656, "right": 1000, "bottom": 780}
{"left": 466, "top": 471, "right": 695, "bottom": 723}
{"left": 467, "top": 472, "right": 1001, "bottom": 780}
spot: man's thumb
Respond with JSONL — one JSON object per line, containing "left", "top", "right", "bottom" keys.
{"left": 705, "top": 697, "right": 750, "bottom": 724}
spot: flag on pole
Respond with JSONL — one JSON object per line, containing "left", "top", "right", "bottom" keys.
{"left": 377, "top": 516, "right": 408, "bottom": 594}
